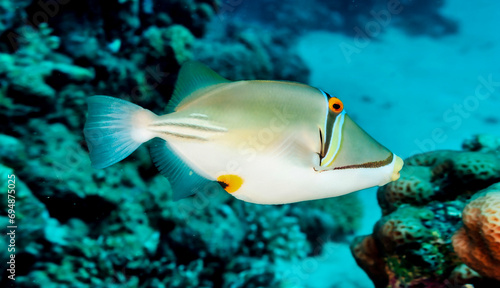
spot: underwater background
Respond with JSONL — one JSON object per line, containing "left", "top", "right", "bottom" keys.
{"left": 1, "top": 0, "right": 499, "bottom": 287}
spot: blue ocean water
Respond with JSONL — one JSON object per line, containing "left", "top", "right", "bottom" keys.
{"left": 0, "top": 0, "right": 499, "bottom": 287}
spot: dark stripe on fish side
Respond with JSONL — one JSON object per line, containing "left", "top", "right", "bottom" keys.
{"left": 149, "top": 122, "right": 227, "bottom": 132}
{"left": 157, "top": 131, "right": 208, "bottom": 141}
{"left": 333, "top": 154, "right": 394, "bottom": 170}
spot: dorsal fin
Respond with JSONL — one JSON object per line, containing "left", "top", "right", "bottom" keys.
{"left": 167, "top": 61, "right": 230, "bottom": 112}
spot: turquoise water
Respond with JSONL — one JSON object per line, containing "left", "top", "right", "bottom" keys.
{"left": 1, "top": 0, "right": 499, "bottom": 287}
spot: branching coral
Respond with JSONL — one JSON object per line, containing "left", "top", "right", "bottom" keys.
{"left": 240, "top": 204, "right": 311, "bottom": 261}
{"left": 223, "top": 256, "right": 284, "bottom": 288}
{"left": 143, "top": 24, "right": 195, "bottom": 64}
{"left": 292, "top": 193, "right": 363, "bottom": 250}
{"left": 2, "top": 24, "right": 94, "bottom": 100}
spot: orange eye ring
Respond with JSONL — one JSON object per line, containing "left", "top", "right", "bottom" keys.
{"left": 328, "top": 97, "right": 344, "bottom": 113}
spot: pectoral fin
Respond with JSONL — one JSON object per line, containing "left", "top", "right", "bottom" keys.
{"left": 149, "top": 138, "right": 220, "bottom": 200}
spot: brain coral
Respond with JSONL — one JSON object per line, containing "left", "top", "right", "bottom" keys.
{"left": 378, "top": 148, "right": 500, "bottom": 215}
{"left": 452, "top": 183, "right": 500, "bottom": 280}
{"left": 351, "top": 235, "right": 387, "bottom": 287}
{"left": 351, "top": 135, "right": 500, "bottom": 288}
{"left": 375, "top": 206, "right": 435, "bottom": 252}
{"left": 377, "top": 166, "right": 434, "bottom": 214}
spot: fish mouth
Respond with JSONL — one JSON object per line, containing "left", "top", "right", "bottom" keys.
{"left": 390, "top": 155, "right": 404, "bottom": 181}
{"left": 332, "top": 153, "right": 394, "bottom": 170}
{"left": 313, "top": 153, "right": 401, "bottom": 175}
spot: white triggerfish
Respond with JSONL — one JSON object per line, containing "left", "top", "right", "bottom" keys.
{"left": 84, "top": 61, "right": 403, "bottom": 204}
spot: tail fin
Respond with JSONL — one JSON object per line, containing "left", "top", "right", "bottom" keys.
{"left": 83, "top": 96, "right": 157, "bottom": 169}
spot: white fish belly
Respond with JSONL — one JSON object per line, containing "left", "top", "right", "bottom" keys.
{"left": 167, "top": 134, "right": 397, "bottom": 205}
{"left": 229, "top": 152, "right": 398, "bottom": 205}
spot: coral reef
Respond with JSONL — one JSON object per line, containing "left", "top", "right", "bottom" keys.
{"left": 0, "top": 0, "right": 474, "bottom": 286}
{"left": 378, "top": 147, "right": 500, "bottom": 215}
{"left": 240, "top": 204, "right": 311, "bottom": 261}
{"left": 452, "top": 183, "right": 500, "bottom": 280}
{"left": 235, "top": 0, "right": 458, "bottom": 37}
{"left": 0, "top": 1, "right": 369, "bottom": 287}
{"left": 193, "top": 20, "right": 310, "bottom": 82}
{"left": 351, "top": 134, "right": 500, "bottom": 288}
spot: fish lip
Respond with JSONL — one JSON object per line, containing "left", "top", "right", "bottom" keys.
{"left": 332, "top": 153, "right": 395, "bottom": 170}
{"left": 313, "top": 153, "right": 398, "bottom": 173}
{"left": 313, "top": 153, "right": 404, "bottom": 182}
{"left": 390, "top": 155, "right": 404, "bottom": 181}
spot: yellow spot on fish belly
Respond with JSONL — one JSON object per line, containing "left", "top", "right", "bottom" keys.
{"left": 217, "top": 174, "right": 243, "bottom": 193}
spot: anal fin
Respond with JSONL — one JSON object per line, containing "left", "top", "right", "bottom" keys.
{"left": 149, "top": 138, "right": 216, "bottom": 200}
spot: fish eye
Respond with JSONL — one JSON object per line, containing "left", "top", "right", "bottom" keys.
{"left": 328, "top": 97, "right": 343, "bottom": 113}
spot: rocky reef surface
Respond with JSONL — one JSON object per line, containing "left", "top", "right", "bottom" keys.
{"left": 351, "top": 134, "right": 500, "bottom": 288}
{"left": 0, "top": 1, "right": 368, "bottom": 287}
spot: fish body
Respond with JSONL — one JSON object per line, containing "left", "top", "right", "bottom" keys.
{"left": 84, "top": 62, "right": 403, "bottom": 204}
